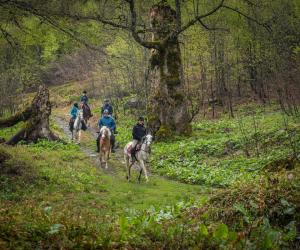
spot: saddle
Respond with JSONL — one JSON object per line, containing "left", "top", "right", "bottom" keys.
{"left": 127, "top": 143, "right": 142, "bottom": 155}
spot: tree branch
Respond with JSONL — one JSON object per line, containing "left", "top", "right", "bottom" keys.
{"left": 197, "top": 19, "right": 229, "bottom": 32}
{"left": 0, "top": 25, "right": 19, "bottom": 48}
{"left": 175, "top": 0, "right": 182, "bottom": 31}
{"left": 0, "top": 106, "right": 32, "bottom": 128}
{"left": 125, "top": 0, "right": 161, "bottom": 50}
{"left": 177, "top": 0, "right": 225, "bottom": 35}
{"left": 222, "top": 4, "right": 271, "bottom": 32}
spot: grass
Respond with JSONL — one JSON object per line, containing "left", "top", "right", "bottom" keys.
{"left": 150, "top": 109, "right": 300, "bottom": 187}
{"left": 0, "top": 81, "right": 299, "bottom": 249}
{"left": 0, "top": 138, "right": 206, "bottom": 248}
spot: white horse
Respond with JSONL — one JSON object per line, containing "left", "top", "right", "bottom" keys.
{"left": 124, "top": 134, "right": 153, "bottom": 182}
{"left": 72, "top": 109, "right": 84, "bottom": 144}
{"left": 99, "top": 126, "right": 111, "bottom": 169}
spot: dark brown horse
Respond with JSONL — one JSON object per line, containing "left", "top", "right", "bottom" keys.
{"left": 82, "top": 103, "right": 92, "bottom": 126}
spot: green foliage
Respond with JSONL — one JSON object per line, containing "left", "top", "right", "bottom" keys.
{"left": 151, "top": 108, "right": 300, "bottom": 187}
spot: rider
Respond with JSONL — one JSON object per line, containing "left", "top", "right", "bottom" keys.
{"left": 80, "top": 91, "right": 92, "bottom": 125}
{"left": 131, "top": 116, "right": 147, "bottom": 161}
{"left": 69, "top": 102, "right": 79, "bottom": 131}
{"left": 70, "top": 103, "right": 79, "bottom": 120}
{"left": 80, "top": 90, "right": 88, "bottom": 104}
{"left": 101, "top": 99, "right": 113, "bottom": 116}
{"left": 96, "top": 109, "right": 116, "bottom": 153}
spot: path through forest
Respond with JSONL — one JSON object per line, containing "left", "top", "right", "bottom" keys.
{"left": 54, "top": 116, "right": 118, "bottom": 175}
{"left": 55, "top": 115, "right": 168, "bottom": 181}
{"left": 53, "top": 114, "right": 209, "bottom": 205}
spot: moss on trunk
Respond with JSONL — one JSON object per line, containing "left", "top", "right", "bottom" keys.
{"left": 0, "top": 85, "right": 58, "bottom": 145}
{"left": 148, "top": 2, "right": 191, "bottom": 139}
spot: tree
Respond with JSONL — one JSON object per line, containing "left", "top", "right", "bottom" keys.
{"left": 1, "top": 0, "right": 288, "bottom": 137}
{"left": 0, "top": 85, "right": 58, "bottom": 145}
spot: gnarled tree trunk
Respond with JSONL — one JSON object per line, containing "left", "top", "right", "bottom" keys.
{"left": 0, "top": 85, "right": 58, "bottom": 145}
{"left": 148, "top": 2, "right": 191, "bottom": 138}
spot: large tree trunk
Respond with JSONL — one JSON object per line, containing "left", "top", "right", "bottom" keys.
{"left": 0, "top": 85, "right": 58, "bottom": 145}
{"left": 148, "top": 2, "right": 191, "bottom": 138}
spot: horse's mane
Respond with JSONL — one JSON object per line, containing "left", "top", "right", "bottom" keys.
{"left": 100, "top": 126, "right": 111, "bottom": 137}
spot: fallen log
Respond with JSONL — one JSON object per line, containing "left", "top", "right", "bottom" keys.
{"left": 0, "top": 85, "right": 59, "bottom": 145}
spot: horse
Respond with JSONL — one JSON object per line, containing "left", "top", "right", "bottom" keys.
{"left": 99, "top": 126, "right": 111, "bottom": 169}
{"left": 82, "top": 103, "right": 92, "bottom": 126}
{"left": 71, "top": 109, "right": 84, "bottom": 144}
{"left": 123, "top": 134, "right": 153, "bottom": 183}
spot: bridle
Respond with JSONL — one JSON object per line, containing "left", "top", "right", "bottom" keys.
{"left": 140, "top": 136, "right": 152, "bottom": 154}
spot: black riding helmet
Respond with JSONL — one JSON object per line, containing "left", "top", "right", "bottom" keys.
{"left": 74, "top": 103, "right": 79, "bottom": 108}
{"left": 138, "top": 116, "right": 145, "bottom": 122}
{"left": 83, "top": 90, "right": 87, "bottom": 94}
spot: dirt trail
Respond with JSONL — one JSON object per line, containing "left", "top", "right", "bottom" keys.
{"left": 54, "top": 116, "right": 119, "bottom": 175}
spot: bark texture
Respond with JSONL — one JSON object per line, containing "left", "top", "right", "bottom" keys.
{"left": 0, "top": 85, "right": 58, "bottom": 145}
{"left": 148, "top": 2, "right": 191, "bottom": 138}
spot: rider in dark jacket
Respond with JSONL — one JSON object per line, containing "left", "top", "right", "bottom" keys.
{"left": 131, "top": 116, "right": 147, "bottom": 160}
{"left": 80, "top": 90, "right": 88, "bottom": 104}
{"left": 101, "top": 99, "right": 113, "bottom": 116}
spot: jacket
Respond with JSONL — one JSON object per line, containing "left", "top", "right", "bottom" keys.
{"left": 98, "top": 116, "right": 116, "bottom": 132}
{"left": 132, "top": 123, "right": 146, "bottom": 141}
{"left": 101, "top": 104, "right": 113, "bottom": 115}
{"left": 70, "top": 106, "right": 78, "bottom": 119}
{"left": 81, "top": 95, "right": 88, "bottom": 104}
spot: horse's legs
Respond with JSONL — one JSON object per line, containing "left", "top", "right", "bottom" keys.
{"left": 74, "top": 130, "right": 78, "bottom": 143}
{"left": 99, "top": 151, "right": 103, "bottom": 167}
{"left": 140, "top": 160, "right": 149, "bottom": 182}
{"left": 128, "top": 161, "right": 133, "bottom": 182}
{"left": 85, "top": 118, "right": 89, "bottom": 127}
{"left": 124, "top": 154, "right": 129, "bottom": 180}
{"left": 138, "top": 169, "right": 143, "bottom": 183}
{"left": 78, "top": 130, "right": 81, "bottom": 143}
{"left": 105, "top": 151, "right": 108, "bottom": 169}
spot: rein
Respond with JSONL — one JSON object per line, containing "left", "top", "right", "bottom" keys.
{"left": 140, "top": 140, "right": 151, "bottom": 154}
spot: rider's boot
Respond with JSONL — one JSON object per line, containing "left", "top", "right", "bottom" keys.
{"left": 96, "top": 137, "right": 100, "bottom": 153}
{"left": 130, "top": 147, "right": 136, "bottom": 162}
{"left": 111, "top": 141, "right": 116, "bottom": 153}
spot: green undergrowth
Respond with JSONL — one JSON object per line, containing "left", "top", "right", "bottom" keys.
{"left": 1, "top": 81, "right": 300, "bottom": 249}
{"left": 0, "top": 122, "right": 23, "bottom": 140}
{"left": 151, "top": 110, "right": 300, "bottom": 187}
{"left": 0, "top": 140, "right": 205, "bottom": 249}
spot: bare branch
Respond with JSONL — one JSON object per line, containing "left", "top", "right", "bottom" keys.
{"left": 0, "top": 25, "right": 19, "bottom": 48}
{"left": 222, "top": 4, "right": 272, "bottom": 32}
{"left": 175, "top": 0, "right": 182, "bottom": 31}
{"left": 126, "top": 0, "right": 161, "bottom": 50}
{"left": 197, "top": 19, "right": 229, "bottom": 32}
{"left": 177, "top": 0, "right": 225, "bottom": 35}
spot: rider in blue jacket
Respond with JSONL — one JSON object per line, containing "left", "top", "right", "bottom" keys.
{"left": 70, "top": 103, "right": 79, "bottom": 119}
{"left": 96, "top": 110, "right": 116, "bottom": 153}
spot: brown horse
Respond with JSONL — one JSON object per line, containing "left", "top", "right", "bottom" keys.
{"left": 99, "top": 126, "right": 111, "bottom": 169}
{"left": 82, "top": 103, "right": 92, "bottom": 126}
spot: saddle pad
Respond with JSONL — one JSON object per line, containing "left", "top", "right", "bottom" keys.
{"left": 126, "top": 143, "right": 141, "bottom": 154}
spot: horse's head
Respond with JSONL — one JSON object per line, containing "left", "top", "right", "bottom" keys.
{"left": 143, "top": 134, "right": 153, "bottom": 146}
{"left": 100, "top": 126, "right": 111, "bottom": 138}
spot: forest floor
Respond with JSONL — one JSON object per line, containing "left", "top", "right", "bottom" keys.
{"left": 0, "top": 81, "right": 300, "bottom": 249}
